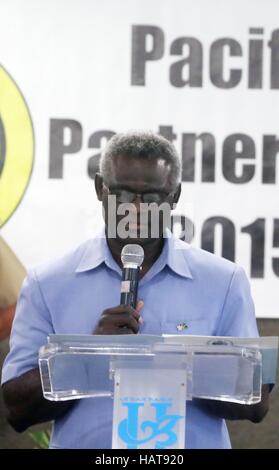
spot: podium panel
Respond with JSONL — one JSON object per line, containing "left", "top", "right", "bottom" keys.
{"left": 39, "top": 334, "right": 278, "bottom": 449}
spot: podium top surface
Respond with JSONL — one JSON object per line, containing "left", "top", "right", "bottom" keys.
{"left": 46, "top": 333, "right": 278, "bottom": 350}
{"left": 41, "top": 334, "right": 278, "bottom": 385}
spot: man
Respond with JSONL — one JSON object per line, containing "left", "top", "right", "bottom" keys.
{"left": 1, "top": 131, "right": 270, "bottom": 449}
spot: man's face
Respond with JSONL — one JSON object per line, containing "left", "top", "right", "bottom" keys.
{"left": 96, "top": 154, "right": 180, "bottom": 246}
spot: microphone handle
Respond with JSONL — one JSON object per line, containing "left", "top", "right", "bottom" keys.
{"left": 120, "top": 267, "right": 139, "bottom": 308}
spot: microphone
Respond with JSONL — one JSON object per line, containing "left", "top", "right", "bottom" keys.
{"left": 120, "top": 244, "right": 144, "bottom": 308}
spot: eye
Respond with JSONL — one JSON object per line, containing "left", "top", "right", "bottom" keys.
{"left": 115, "top": 190, "right": 135, "bottom": 202}
{"left": 113, "top": 190, "right": 122, "bottom": 197}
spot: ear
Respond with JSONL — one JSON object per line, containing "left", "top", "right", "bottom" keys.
{"left": 172, "top": 183, "right": 181, "bottom": 208}
{"left": 95, "top": 173, "right": 104, "bottom": 201}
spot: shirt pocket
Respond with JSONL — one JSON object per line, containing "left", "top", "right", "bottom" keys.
{"left": 162, "top": 318, "right": 210, "bottom": 336}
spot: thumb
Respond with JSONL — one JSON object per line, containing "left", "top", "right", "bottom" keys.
{"left": 136, "top": 300, "right": 144, "bottom": 312}
{"left": 136, "top": 300, "right": 144, "bottom": 325}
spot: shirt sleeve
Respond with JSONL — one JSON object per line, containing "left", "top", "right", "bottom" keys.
{"left": 215, "top": 265, "right": 259, "bottom": 337}
{"left": 1, "top": 269, "right": 54, "bottom": 384}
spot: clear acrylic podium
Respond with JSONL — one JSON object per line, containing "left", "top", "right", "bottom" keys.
{"left": 39, "top": 334, "right": 278, "bottom": 449}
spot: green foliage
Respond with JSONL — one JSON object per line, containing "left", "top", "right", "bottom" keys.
{"left": 28, "top": 429, "right": 51, "bottom": 449}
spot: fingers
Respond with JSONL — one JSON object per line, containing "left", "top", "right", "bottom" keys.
{"left": 113, "top": 313, "right": 140, "bottom": 333}
{"left": 136, "top": 300, "right": 144, "bottom": 311}
{"left": 94, "top": 301, "right": 144, "bottom": 335}
{"left": 98, "top": 311, "right": 139, "bottom": 334}
{"left": 105, "top": 304, "right": 142, "bottom": 321}
{"left": 136, "top": 300, "right": 144, "bottom": 324}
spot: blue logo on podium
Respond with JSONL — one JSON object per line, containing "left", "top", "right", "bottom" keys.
{"left": 118, "top": 402, "right": 182, "bottom": 449}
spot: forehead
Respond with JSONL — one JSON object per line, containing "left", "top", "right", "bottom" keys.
{"left": 108, "top": 154, "right": 173, "bottom": 190}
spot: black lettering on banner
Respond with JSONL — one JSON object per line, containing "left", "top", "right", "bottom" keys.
{"left": 262, "top": 135, "right": 279, "bottom": 183}
{"left": 131, "top": 25, "right": 164, "bottom": 86}
{"left": 269, "top": 29, "right": 279, "bottom": 89}
{"left": 47, "top": 123, "right": 279, "bottom": 188}
{"left": 248, "top": 28, "right": 264, "bottom": 88}
{"left": 131, "top": 25, "right": 279, "bottom": 89}
{"left": 158, "top": 125, "right": 177, "bottom": 144}
{"left": 87, "top": 130, "right": 115, "bottom": 179}
{"left": 182, "top": 133, "right": 215, "bottom": 182}
{"left": 222, "top": 134, "right": 256, "bottom": 184}
{"left": 172, "top": 216, "right": 279, "bottom": 279}
{"left": 171, "top": 215, "right": 194, "bottom": 244}
{"left": 241, "top": 219, "right": 265, "bottom": 278}
{"left": 210, "top": 38, "right": 242, "bottom": 89}
{"left": 49, "top": 119, "right": 82, "bottom": 179}
{"left": 201, "top": 216, "right": 235, "bottom": 262}
{"left": 170, "top": 37, "right": 203, "bottom": 87}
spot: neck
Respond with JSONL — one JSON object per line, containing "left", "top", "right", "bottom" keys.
{"left": 106, "top": 234, "right": 164, "bottom": 276}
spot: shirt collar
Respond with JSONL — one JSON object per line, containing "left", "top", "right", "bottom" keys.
{"left": 75, "top": 227, "right": 193, "bottom": 279}
{"left": 75, "top": 228, "right": 108, "bottom": 273}
{"left": 165, "top": 231, "right": 193, "bottom": 279}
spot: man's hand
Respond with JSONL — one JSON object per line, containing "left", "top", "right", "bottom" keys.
{"left": 2, "top": 368, "right": 75, "bottom": 433}
{"left": 195, "top": 384, "right": 270, "bottom": 423}
{"left": 93, "top": 300, "right": 144, "bottom": 335}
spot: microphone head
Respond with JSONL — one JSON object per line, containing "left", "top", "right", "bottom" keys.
{"left": 121, "top": 244, "right": 144, "bottom": 268}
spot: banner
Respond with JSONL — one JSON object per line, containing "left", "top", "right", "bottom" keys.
{"left": 0, "top": 0, "right": 278, "bottom": 317}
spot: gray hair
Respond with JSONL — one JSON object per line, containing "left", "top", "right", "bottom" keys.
{"left": 99, "top": 130, "right": 181, "bottom": 188}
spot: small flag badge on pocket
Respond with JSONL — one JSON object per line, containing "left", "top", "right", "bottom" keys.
{"left": 176, "top": 323, "right": 188, "bottom": 331}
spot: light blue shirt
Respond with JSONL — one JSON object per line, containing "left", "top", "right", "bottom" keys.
{"left": 1, "top": 230, "right": 258, "bottom": 449}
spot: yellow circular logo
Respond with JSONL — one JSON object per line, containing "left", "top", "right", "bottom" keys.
{"left": 0, "top": 65, "right": 34, "bottom": 228}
